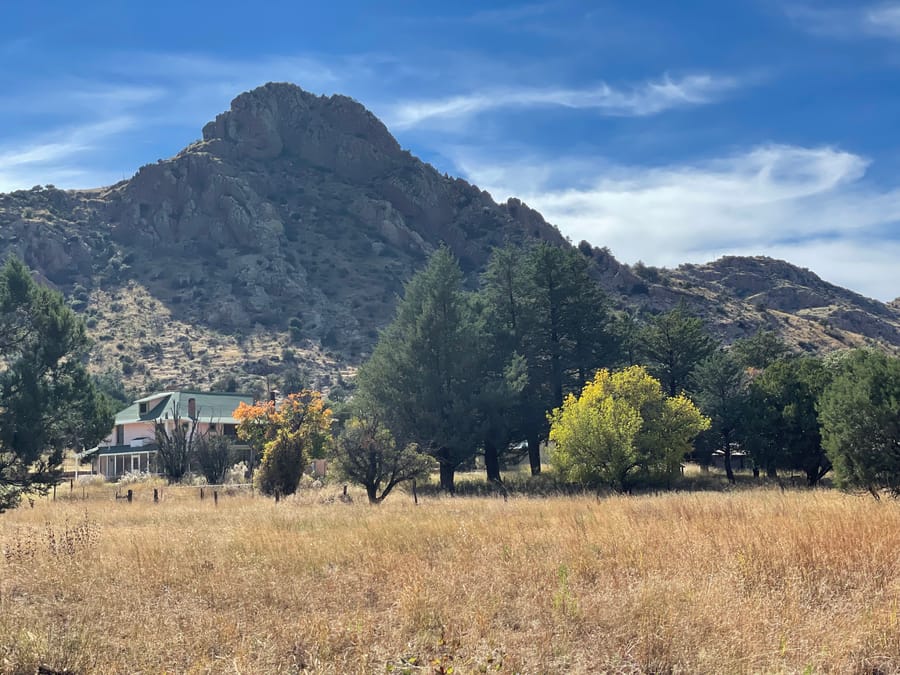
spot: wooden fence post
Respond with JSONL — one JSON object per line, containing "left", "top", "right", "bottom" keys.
{"left": 70, "top": 479, "right": 74, "bottom": 493}
{"left": 127, "top": 489, "right": 133, "bottom": 503}
{"left": 213, "top": 490, "right": 218, "bottom": 506}
{"left": 153, "top": 488, "right": 159, "bottom": 503}
{"left": 200, "top": 487, "right": 205, "bottom": 500}
{"left": 412, "top": 479, "right": 418, "bottom": 505}
{"left": 52, "top": 484, "right": 57, "bottom": 501}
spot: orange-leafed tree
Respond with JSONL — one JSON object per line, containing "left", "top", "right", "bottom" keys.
{"left": 235, "top": 391, "right": 332, "bottom": 497}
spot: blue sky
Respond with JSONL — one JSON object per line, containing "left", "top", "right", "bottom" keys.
{"left": 2, "top": 1, "right": 899, "bottom": 301}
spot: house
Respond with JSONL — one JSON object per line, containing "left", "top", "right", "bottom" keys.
{"left": 92, "top": 390, "right": 254, "bottom": 479}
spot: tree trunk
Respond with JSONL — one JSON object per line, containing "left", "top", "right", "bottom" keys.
{"left": 484, "top": 437, "right": 501, "bottom": 483}
{"left": 366, "top": 484, "right": 379, "bottom": 504}
{"left": 439, "top": 462, "right": 456, "bottom": 494}
{"left": 527, "top": 434, "right": 542, "bottom": 476}
{"left": 767, "top": 464, "right": 778, "bottom": 479}
{"left": 723, "top": 446, "right": 735, "bottom": 484}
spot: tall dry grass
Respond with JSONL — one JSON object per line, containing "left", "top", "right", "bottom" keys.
{"left": 1, "top": 485, "right": 899, "bottom": 673}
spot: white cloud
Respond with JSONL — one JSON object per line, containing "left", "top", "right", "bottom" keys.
{"left": 453, "top": 144, "right": 900, "bottom": 301}
{"left": 385, "top": 74, "right": 739, "bottom": 130}
{"left": 865, "top": 3, "right": 900, "bottom": 35}
{"left": 788, "top": 2, "right": 900, "bottom": 38}
{"left": 0, "top": 117, "right": 137, "bottom": 192}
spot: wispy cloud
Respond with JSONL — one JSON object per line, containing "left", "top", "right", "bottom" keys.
{"left": 465, "top": 2, "right": 559, "bottom": 25}
{"left": 866, "top": 3, "right": 900, "bottom": 35}
{"left": 385, "top": 74, "right": 740, "bottom": 130}
{"left": 0, "top": 51, "right": 374, "bottom": 192}
{"left": 453, "top": 144, "right": 900, "bottom": 301}
{"left": 0, "top": 117, "right": 137, "bottom": 191}
{"left": 787, "top": 2, "right": 900, "bottom": 38}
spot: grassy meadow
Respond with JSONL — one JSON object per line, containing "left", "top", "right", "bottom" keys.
{"left": 1, "top": 482, "right": 900, "bottom": 674}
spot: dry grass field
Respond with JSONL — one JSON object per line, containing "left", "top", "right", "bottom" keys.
{"left": 1, "top": 485, "right": 899, "bottom": 674}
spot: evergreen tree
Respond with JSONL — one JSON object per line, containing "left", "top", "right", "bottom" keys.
{"left": 356, "top": 247, "right": 484, "bottom": 493}
{"left": 732, "top": 329, "right": 790, "bottom": 370}
{"left": 744, "top": 356, "right": 831, "bottom": 484}
{"left": 692, "top": 349, "right": 749, "bottom": 482}
{"left": 481, "top": 242, "right": 618, "bottom": 475}
{"left": 0, "top": 257, "right": 113, "bottom": 512}
{"left": 639, "top": 304, "right": 715, "bottom": 397}
{"left": 819, "top": 349, "right": 900, "bottom": 496}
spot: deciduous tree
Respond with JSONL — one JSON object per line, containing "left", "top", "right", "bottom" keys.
{"left": 195, "top": 434, "right": 234, "bottom": 485}
{"left": 235, "top": 391, "right": 332, "bottom": 497}
{"left": 334, "top": 415, "right": 433, "bottom": 503}
{"left": 153, "top": 407, "right": 199, "bottom": 483}
{"left": 549, "top": 366, "right": 709, "bottom": 491}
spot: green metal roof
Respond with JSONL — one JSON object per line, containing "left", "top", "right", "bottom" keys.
{"left": 113, "top": 391, "right": 254, "bottom": 426}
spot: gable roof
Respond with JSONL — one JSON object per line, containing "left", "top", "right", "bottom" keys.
{"left": 114, "top": 391, "right": 254, "bottom": 426}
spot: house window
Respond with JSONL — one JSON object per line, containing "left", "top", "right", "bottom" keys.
{"left": 139, "top": 402, "right": 148, "bottom": 414}
{"left": 223, "top": 424, "right": 237, "bottom": 438}
{"left": 116, "top": 425, "right": 124, "bottom": 445}
{"left": 188, "top": 398, "right": 197, "bottom": 419}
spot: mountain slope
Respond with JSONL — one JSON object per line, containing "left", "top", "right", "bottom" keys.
{"left": 0, "top": 82, "right": 897, "bottom": 392}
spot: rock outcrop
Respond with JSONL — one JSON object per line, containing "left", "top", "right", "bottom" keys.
{"left": 0, "top": 82, "right": 897, "bottom": 390}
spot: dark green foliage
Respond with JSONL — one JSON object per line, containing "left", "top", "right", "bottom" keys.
{"left": 288, "top": 317, "right": 303, "bottom": 343}
{"left": 479, "top": 242, "right": 619, "bottom": 475}
{"left": 0, "top": 257, "right": 113, "bottom": 512}
{"left": 639, "top": 304, "right": 715, "bottom": 397}
{"left": 819, "top": 350, "right": 900, "bottom": 495}
{"left": 732, "top": 329, "right": 790, "bottom": 369}
{"left": 356, "top": 247, "right": 487, "bottom": 493}
{"left": 212, "top": 374, "right": 240, "bottom": 393}
{"left": 194, "top": 434, "right": 234, "bottom": 485}
{"left": 632, "top": 260, "right": 661, "bottom": 283}
{"left": 280, "top": 367, "right": 308, "bottom": 395}
{"left": 692, "top": 349, "right": 749, "bottom": 482}
{"left": 744, "top": 356, "right": 831, "bottom": 484}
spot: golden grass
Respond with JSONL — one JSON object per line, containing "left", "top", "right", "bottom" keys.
{"left": 2, "top": 487, "right": 899, "bottom": 674}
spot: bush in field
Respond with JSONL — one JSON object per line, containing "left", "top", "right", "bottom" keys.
{"left": 549, "top": 366, "right": 709, "bottom": 492}
{"left": 235, "top": 391, "right": 332, "bottom": 497}
{"left": 334, "top": 416, "right": 433, "bottom": 503}
{"left": 194, "top": 434, "right": 234, "bottom": 485}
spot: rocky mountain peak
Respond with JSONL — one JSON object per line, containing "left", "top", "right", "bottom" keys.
{"left": 199, "top": 82, "right": 401, "bottom": 175}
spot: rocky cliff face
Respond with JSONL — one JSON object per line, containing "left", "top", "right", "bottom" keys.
{"left": 0, "top": 82, "right": 897, "bottom": 392}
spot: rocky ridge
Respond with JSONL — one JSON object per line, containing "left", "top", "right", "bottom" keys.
{"left": 0, "top": 82, "right": 897, "bottom": 392}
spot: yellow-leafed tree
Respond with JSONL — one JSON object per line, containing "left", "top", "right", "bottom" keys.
{"left": 234, "top": 391, "right": 332, "bottom": 497}
{"left": 549, "top": 365, "right": 709, "bottom": 491}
